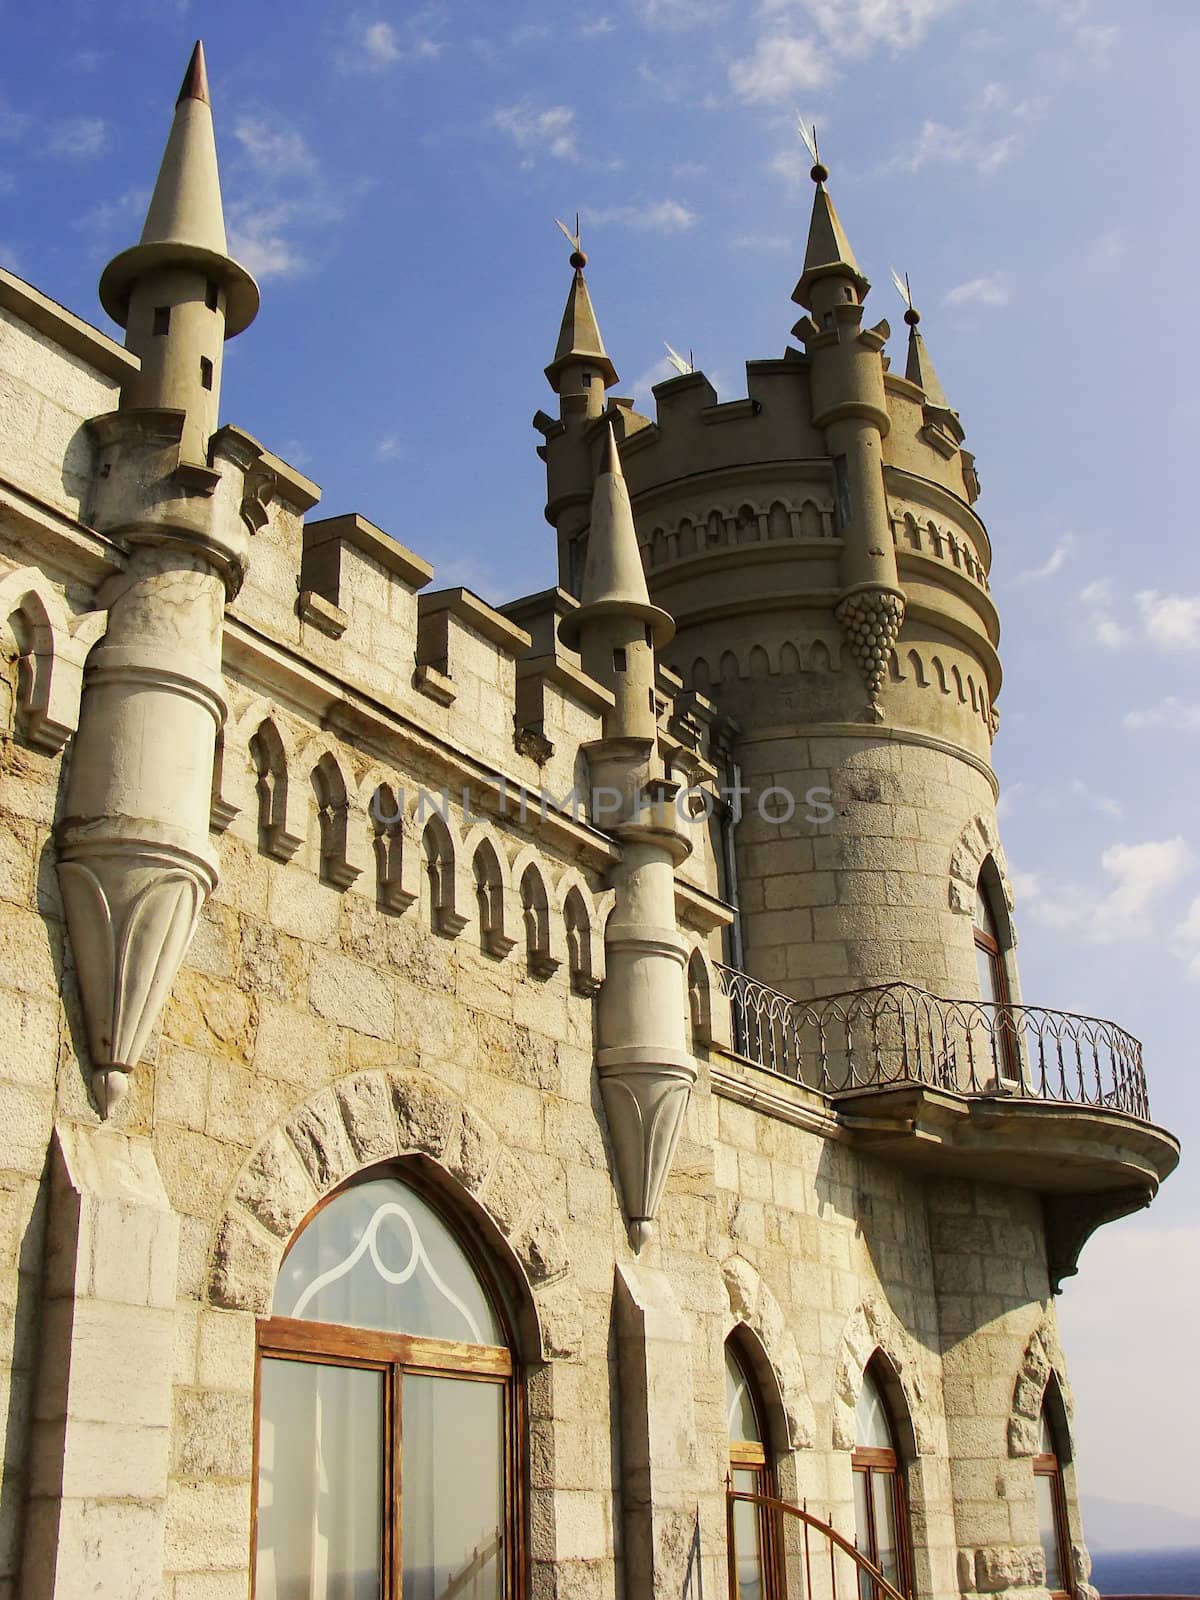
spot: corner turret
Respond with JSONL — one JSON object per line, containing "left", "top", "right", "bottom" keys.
{"left": 790, "top": 155, "right": 903, "bottom": 714}
{"left": 98, "top": 41, "right": 258, "bottom": 463}
{"left": 544, "top": 227, "right": 618, "bottom": 423}
{"left": 560, "top": 426, "right": 672, "bottom": 743}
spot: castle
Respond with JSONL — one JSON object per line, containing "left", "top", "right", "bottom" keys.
{"left": 0, "top": 40, "right": 1179, "bottom": 1600}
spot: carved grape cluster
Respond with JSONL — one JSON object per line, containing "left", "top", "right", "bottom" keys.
{"left": 835, "top": 586, "right": 906, "bottom": 700}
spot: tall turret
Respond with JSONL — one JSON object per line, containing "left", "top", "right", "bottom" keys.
{"left": 560, "top": 427, "right": 693, "bottom": 1255}
{"left": 536, "top": 234, "right": 622, "bottom": 592}
{"left": 791, "top": 156, "right": 903, "bottom": 714}
{"left": 57, "top": 43, "right": 266, "bottom": 1114}
{"left": 98, "top": 41, "right": 258, "bottom": 463}
{"left": 561, "top": 154, "right": 1003, "bottom": 1012}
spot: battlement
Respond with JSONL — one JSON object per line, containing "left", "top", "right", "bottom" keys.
{"left": 0, "top": 265, "right": 728, "bottom": 923}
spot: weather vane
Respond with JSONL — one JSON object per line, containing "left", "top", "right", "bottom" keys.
{"left": 554, "top": 213, "right": 586, "bottom": 269}
{"left": 797, "top": 114, "right": 827, "bottom": 182}
{"left": 664, "top": 342, "right": 694, "bottom": 376}
{"left": 890, "top": 266, "right": 921, "bottom": 326}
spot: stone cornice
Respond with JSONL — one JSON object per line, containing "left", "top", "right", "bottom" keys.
{"left": 0, "top": 267, "right": 138, "bottom": 383}
{"left": 222, "top": 616, "right": 621, "bottom": 870}
{"left": 884, "top": 464, "right": 993, "bottom": 572}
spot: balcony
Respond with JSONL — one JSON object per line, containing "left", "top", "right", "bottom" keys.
{"left": 712, "top": 966, "right": 1180, "bottom": 1288}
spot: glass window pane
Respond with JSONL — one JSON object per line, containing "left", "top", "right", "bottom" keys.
{"left": 1035, "top": 1474, "right": 1064, "bottom": 1591}
{"left": 856, "top": 1369, "right": 893, "bottom": 1450}
{"left": 1039, "top": 1410, "right": 1055, "bottom": 1456}
{"left": 976, "top": 940, "right": 1000, "bottom": 1005}
{"left": 256, "top": 1358, "right": 384, "bottom": 1600}
{"left": 274, "top": 1177, "right": 503, "bottom": 1346}
{"left": 732, "top": 1467, "right": 765, "bottom": 1600}
{"left": 726, "top": 1347, "right": 763, "bottom": 1444}
{"left": 871, "top": 1471, "right": 901, "bottom": 1590}
{"left": 403, "top": 1374, "right": 505, "bottom": 1600}
{"left": 853, "top": 1468, "right": 873, "bottom": 1600}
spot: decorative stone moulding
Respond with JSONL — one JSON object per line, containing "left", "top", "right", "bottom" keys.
{"left": 599, "top": 1047, "right": 697, "bottom": 1255}
{"left": 58, "top": 822, "right": 217, "bottom": 1115}
{"left": 834, "top": 582, "right": 906, "bottom": 708}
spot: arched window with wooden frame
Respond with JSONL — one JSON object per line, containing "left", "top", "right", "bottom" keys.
{"left": 725, "top": 1338, "right": 782, "bottom": 1599}
{"left": 973, "top": 859, "right": 1019, "bottom": 1085}
{"left": 852, "top": 1361, "right": 912, "bottom": 1600}
{"left": 253, "top": 1166, "right": 520, "bottom": 1599}
{"left": 1033, "top": 1386, "right": 1073, "bottom": 1599}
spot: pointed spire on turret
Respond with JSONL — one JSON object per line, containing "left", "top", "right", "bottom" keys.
{"left": 561, "top": 426, "right": 672, "bottom": 650}
{"left": 545, "top": 218, "right": 618, "bottom": 413}
{"left": 99, "top": 39, "right": 258, "bottom": 338}
{"left": 892, "top": 272, "right": 965, "bottom": 450}
{"left": 791, "top": 147, "right": 870, "bottom": 313}
{"left": 902, "top": 301, "right": 951, "bottom": 411}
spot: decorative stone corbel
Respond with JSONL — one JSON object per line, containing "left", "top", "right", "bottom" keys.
{"left": 596, "top": 799, "right": 695, "bottom": 1252}
{"left": 834, "top": 582, "right": 906, "bottom": 715}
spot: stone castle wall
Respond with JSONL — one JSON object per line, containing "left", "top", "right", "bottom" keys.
{"left": 0, "top": 267, "right": 1094, "bottom": 1600}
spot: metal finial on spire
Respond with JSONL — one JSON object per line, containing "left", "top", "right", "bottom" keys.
{"left": 555, "top": 213, "right": 587, "bottom": 270}
{"left": 176, "top": 40, "right": 210, "bottom": 107}
{"left": 797, "top": 114, "right": 828, "bottom": 185}
{"left": 891, "top": 266, "right": 920, "bottom": 326}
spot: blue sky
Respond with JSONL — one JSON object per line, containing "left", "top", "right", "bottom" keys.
{"left": 4, "top": 0, "right": 1198, "bottom": 1528}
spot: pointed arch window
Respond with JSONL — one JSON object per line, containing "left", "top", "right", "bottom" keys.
{"left": 1033, "top": 1400, "right": 1072, "bottom": 1598}
{"left": 852, "top": 1363, "right": 912, "bottom": 1600}
{"left": 253, "top": 1169, "right": 518, "bottom": 1599}
{"left": 973, "top": 864, "right": 1019, "bottom": 1083}
{"left": 725, "top": 1340, "right": 782, "bottom": 1599}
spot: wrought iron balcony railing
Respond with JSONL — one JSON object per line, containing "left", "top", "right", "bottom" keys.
{"left": 714, "top": 965, "right": 1150, "bottom": 1121}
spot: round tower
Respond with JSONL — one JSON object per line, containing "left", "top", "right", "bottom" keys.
{"left": 542, "top": 166, "right": 1010, "bottom": 1010}
{"left": 98, "top": 42, "right": 258, "bottom": 463}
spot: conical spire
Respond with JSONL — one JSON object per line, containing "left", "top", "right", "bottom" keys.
{"left": 99, "top": 40, "right": 258, "bottom": 336}
{"left": 903, "top": 304, "right": 952, "bottom": 411}
{"left": 545, "top": 239, "right": 618, "bottom": 391}
{"left": 791, "top": 156, "right": 870, "bottom": 311}
{"left": 560, "top": 427, "right": 673, "bottom": 648}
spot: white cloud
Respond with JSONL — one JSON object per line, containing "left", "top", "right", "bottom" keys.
{"left": 235, "top": 116, "right": 317, "bottom": 180}
{"left": 1078, "top": 578, "right": 1130, "bottom": 649}
{"left": 943, "top": 274, "right": 1009, "bottom": 309}
{"left": 49, "top": 116, "right": 108, "bottom": 160}
{"left": 76, "top": 187, "right": 148, "bottom": 236}
{"left": 579, "top": 16, "right": 615, "bottom": 35}
{"left": 1025, "top": 836, "right": 1194, "bottom": 944}
{"left": 1007, "top": 865, "right": 1040, "bottom": 902}
{"left": 1016, "top": 534, "right": 1074, "bottom": 584}
{"left": 0, "top": 243, "right": 20, "bottom": 274}
{"left": 1135, "top": 589, "right": 1200, "bottom": 653}
{"left": 768, "top": 147, "right": 814, "bottom": 186}
{"left": 585, "top": 199, "right": 696, "bottom": 233}
{"left": 375, "top": 435, "right": 405, "bottom": 462}
{"left": 227, "top": 204, "right": 309, "bottom": 281}
{"left": 631, "top": 354, "right": 678, "bottom": 409}
{"left": 1057, "top": 1223, "right": 1200, "bottom": 1517}
{"left": 773, "top": 0, "right": 959, "bottom": 50}
{"left": 492, "top": 101, "right": 577, "bottom": 164}
{"left": 635, "top": 0, "right": 730, "bottom": 28}
{"left": 903, "top": 117, "right": 1017, "bottom": 175}
{"left": 729, "top": 233, "right": 790, "bottom": 252}
{"left": 729, "top": 35, "right": 830, "bottom": 102}
{"left": 344, "top": 16, "right": 443, "bottom": 69}
{"left": 1123, "top": 698, "right": 1200, "bottom": 733}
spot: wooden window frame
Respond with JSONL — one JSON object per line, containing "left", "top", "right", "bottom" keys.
{"left": 1033, "top": 1449, "right": 1073, "bottom": 1600}
{"left": 974, "top": 882, "right": 1020, "bottom": 1084}
{"left": 250, "top": 1167, "right": 524, "bottom": 1600}
{"left": 851, "top": 1445, "right": 913, "bottom": 1600}
{"left": 726, "top": 1345, "right": 785, "bottom": 1599}
{"left": 851, "top": 1368, "right": 914, "bottom": 1600}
